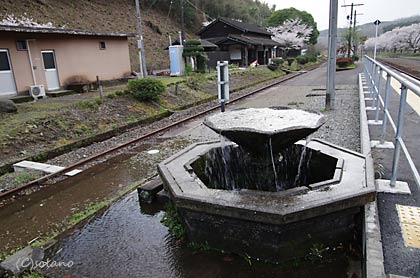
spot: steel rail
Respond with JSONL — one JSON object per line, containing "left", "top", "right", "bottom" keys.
{"left": 0, "top": 67, "right": 317, "bottom": 201}
{"left": 364, "top": 55, "right": 420, "bottom": 188}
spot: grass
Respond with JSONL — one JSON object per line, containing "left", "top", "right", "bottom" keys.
{"left": 14, "top": 171, "right": 39, "bottom": 184}
{"left": 69, "top": 201, "right": 108, "bottom": 225}
{"left": 160, "top": 204, "right": 186, "bottom": 239}
{"left": 21, "top": 271, "right": 46, "bottom": 278}
{"left": 158, "top": 76, "right": 185, "bottom": 86}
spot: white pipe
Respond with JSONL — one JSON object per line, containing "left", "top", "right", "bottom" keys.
{"left": 26, "top": 39, "right": 37, "bottom": 85}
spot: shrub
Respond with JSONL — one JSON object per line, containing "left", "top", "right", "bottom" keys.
{"left": 127, "top": 78, "right": 165, "bottom": 101}
{"left": 307, "top": 54, "right": 317, "bottom": 63}
{"left": 336, "top": 57, "right": 354, "bottom": 68}
{"left": 267, "top": 63, "right": 279, "bottom": 71}
{"left": 271, "top": 58, "right": 284, "bottom": 66}
{"left": 286, "top": 57, "right": 295, "bottom": 66}
{"left": 352, "top": 55, "right": 359, "bottom": 61}
{"left": 185, "top": 39, "right": 201, "bottom": 46}
{"left": 295, "top": 55, "right": 308, "bottom": 65}
{"left": 106, "top": 93, "right": 116, "bottom": 99}
{"left": 196, "top": 54, "right": 206, "bottom": 73}
{"left": 185, "top": 63, "right": 193, "bottom": 74}
{"left": 115, "top": 90, "right": 128, "bottom": 96}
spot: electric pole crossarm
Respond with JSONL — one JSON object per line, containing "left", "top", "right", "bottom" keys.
{"left": 341, "top": 3, "right": 364, "bottom": 57}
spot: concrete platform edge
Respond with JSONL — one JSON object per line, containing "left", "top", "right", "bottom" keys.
{"left": 359, "top": 73, "right": 386, "bottom": 278}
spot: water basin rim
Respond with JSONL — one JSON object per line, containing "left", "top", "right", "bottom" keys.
{"left": 203, "top": 108, "right": 326, "bottom": 134}
{"left": 206, "top": 123, "right": 325, "bottom": 136}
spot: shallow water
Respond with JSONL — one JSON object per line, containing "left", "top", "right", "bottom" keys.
{"left": 0, "top": 144, "right": 152, "bottom": 254}
{"left": 42, "top": 191, "right": 361, "bottom": 278}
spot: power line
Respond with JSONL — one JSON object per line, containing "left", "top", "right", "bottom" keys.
{"left": 184, "top": 0, "right": 214, "bottom": 21}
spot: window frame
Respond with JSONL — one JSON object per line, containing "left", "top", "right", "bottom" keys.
{"left": 16, "top": 40, "right": 28, "bottom": 51}
{"left": 99, "top": 41, "right": 106, "bottom": 50}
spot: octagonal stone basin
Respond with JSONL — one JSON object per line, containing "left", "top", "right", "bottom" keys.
{"left": 158, "top": 139, "right": 375, "bottom": 262}
{"left": 203, "top": 107, "right": 326, "bottom": 154}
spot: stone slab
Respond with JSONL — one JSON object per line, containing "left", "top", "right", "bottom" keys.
{"left": 371, "top": 140, "right": 395, "bottom": 149}
{"left": 376, "top": 179, "right": 411, "bottom": 195}
{"left": 368, "top": 120, "right": 383, "bottom": 125}
{"left": 13, "top": 160, "right": 64, "bottom": 174}
{"left": 0, "top": 246, "right": 44, "bottom": 275}
{"left": 65, "top": 169, "right": 83, "bottom": 176}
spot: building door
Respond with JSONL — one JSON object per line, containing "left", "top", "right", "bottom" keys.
{"left": 0, "top": 49, "right": 17, "bottom": 97}
{"left": 41, "top": 50, "right": 60, "bottom": 90}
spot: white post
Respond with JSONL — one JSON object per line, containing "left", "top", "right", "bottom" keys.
{"left": 217, "top": 61, "right": 230, "bottom": 112}
{"left": 373, "top": 19, "right": 381, "bottom": 60}
{"left": 326, "top": 0, "right": 338, "bottom": 110}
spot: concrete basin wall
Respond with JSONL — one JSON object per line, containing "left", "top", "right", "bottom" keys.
{"left": 158, "top": 139, "right": 376, "bottom": 261}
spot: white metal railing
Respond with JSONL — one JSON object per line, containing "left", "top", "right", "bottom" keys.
{"left": 363, "top": 55, "right": 420, "bottom": 188}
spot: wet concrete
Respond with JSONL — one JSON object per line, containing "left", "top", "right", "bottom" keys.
{"left": 42, "top": 191, "right": 360, "bottom": 278}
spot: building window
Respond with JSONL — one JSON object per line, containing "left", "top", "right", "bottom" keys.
{"left": 99, "top": 41, "right": 106, "bottom": 50}
{"left": 16, "top": 40, "right": 28, "bottom": 51}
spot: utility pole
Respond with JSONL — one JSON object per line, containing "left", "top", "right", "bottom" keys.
{"left": 353, "top": 11, "right": 363, "bottom": 56}
{"left": 373, "top": 19, "right": 381, "bottom": 60}
{"left": 326, "top": 0, "right": 338, "bottom": 110}
{"left": 135, "top": 0, "right": 147, "bottom": 78}
{"left": 180, "top": 0, "right": 185, "bottom": 43}
{"left": 341, "top": 3, "right": 363, "bottom": 57}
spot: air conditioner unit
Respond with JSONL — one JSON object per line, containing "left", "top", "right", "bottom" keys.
{"left": 29, "top": 85, "right": 46, "bottom": 100}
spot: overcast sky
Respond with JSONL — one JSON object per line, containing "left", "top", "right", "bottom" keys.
{"left": 264, "top": 0, "right": 420, "bottom": 30}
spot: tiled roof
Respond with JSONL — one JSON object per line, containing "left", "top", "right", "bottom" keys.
{"left": 0, "top": 25, "right": 135, "bottom": 37}
{"left": 197, "top": 17, "right": 272, "bottom": 36}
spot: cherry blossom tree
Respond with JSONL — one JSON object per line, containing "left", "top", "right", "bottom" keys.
{"left": 364, "top": 23, "right": 420, "bottom": 53}
{"left": 267, "top": 19, "right": 313, "bottom": 56}
{"left": 400, "top": 23, "right": 420, "bottom": 53}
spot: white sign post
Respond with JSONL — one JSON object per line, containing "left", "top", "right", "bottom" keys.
{"left": 217, "top": 61, "right": 229, "bottom": 112}
{"left": 373, "top": 19, "right": 381, "bottom": 60}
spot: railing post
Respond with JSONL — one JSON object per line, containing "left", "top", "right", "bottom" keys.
{"left": 365, "top": 59, "right": 372, "bottom": 94}
{"left": 390, "top": 85, "right": 408, "bottom": 187}
{"left": 375, "top": 69, "right": 383, "bottom": 121}
{"left": 380, "top": 73, "right": 391, "bottom": 143}
{"left": 369, "top": 62, "right": 375, "bottom": 97}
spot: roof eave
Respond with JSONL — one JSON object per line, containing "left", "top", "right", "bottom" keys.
{"left": 0, "top": 25, "right": 135, "bottom": 37}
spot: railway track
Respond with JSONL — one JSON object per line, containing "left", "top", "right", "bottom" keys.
{"left": 0, "top": 67, "right": 317, "bottom": 202}
{"left": 377, "top": 58, "right": 420, "bottom": 81}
